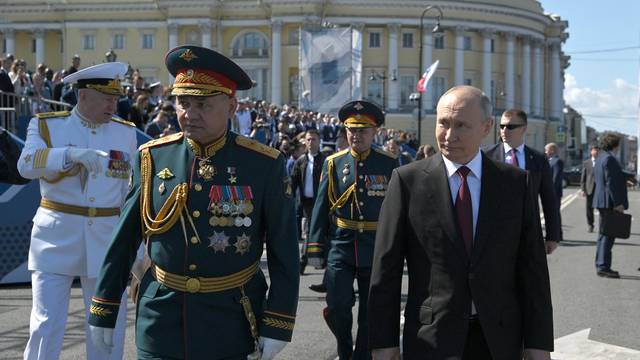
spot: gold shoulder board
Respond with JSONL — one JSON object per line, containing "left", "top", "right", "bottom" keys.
{"left": 138, "top": 132, "right": 184, "bottom": 151}
{"left": 111, "top": 117, "right": 136, "bottom": 127}
{"left": 235, "top": 136, "right": 280, "bottom": 159}
{"left": 326, "top": 148, "right": 349, "bottom": 161}
{"left": 35, "top": 111, "right": 71, "bottom": 119}
{"left": 374, "top": 147, "right": 398, "bottom": 159}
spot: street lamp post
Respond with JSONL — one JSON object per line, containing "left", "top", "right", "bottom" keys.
{"left": 369, "top": 69, "right": 396, "bottom": 112}
{"left": 105, "top": 49, "right": 117, "bottom": 63}
{"left": 416, "top": 5, "right": 444, "bottom": 145}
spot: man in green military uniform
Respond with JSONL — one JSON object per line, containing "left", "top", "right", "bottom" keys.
{"left": 307, "top": 100, "right": 398, "bottom": 360}
{"left": 87, "top": 45, "right": 300, "bottom": 360}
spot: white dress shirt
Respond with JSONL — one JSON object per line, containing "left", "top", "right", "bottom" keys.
{"left": 503, "top": 142, "right": 526, "bottom": 170}
{"left": 442, "top": 150, "right": 483, "bottom": 241}
{"left": 303, "top": 152, "right": 316, "bottom": 198}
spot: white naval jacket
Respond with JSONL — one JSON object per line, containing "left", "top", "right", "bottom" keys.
{"left": 18, "top": 108, "right": 137, "bottom": 277}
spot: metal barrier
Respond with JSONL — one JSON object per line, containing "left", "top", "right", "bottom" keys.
{"left": 0, "top": 90, "right": 72, "bottom": 134}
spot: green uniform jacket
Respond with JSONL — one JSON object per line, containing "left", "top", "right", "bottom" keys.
{"left": 88, "top": 131, "right": 299, "bottom": 359}
{"left": 308, "top": 147, "right": 398, "bottom": 268}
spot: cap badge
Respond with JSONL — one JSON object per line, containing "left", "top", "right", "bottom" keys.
{"left": 179, "top": 49, "right": 199, "bottom": 62}
{"left": 186, "top": 69, "right": 195, "bottom": 79}
{"left": 156, "top": 168, "right": 175, "bottom": 180}
{"left": 354, "top": 102, "right": 364, "bottom": 110}
{"left": 355, "top": 114, "right": 362, "bottom": 120}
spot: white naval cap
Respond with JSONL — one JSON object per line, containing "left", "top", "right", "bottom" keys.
{"left": 63, "top": 62, "right": 128, "bottom": 95}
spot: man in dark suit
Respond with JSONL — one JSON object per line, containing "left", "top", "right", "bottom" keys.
{"left": 369, "top": 86, "right": 553, "bottom": 360}
{"left": 581, "top": 145, "right": 599, "bottom": 233}
{"left": 592, "top": 133, "right": 628, "bottom": 278}
{"left": 545, "top": 142, "right": 564, "bottom": 202}
{"left": 292, "top": 129, "right": 326, "bottom": 274}
{"left": 484, "top": 109, "right": 562, "bottom": 253}
{"left": 0, "top": 128, "right": 29, "bottom": 184}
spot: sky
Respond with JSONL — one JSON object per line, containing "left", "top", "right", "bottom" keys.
{"left": 539, "top": 0, "right": 640, "bottom": 136}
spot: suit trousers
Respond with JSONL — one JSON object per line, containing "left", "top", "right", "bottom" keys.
{"left": 24, "top": 271, "right": 127, "bottom": 360}
{"left": 324, "top": 263, "right": 371, "bottom": 360}
{"left": 586, "top": 193, "right": 594, "bottom": 226}
{"left": 462, "top": 319, "right": 493, "bottom": 360}
{"left": 596, "top": 208, "right": 616, "bottom": 271}
{"left": 299, "top": 197, "right": 316, "bottom": 262}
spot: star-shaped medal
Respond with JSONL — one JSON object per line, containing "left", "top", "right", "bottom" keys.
{"left": 234, "top": 233, "right": 251, "bottom": 255}
{"left": 208, "top": 231, "right": 230, "bottom": 253}
{"left": 229, "top": 175, "right": 237, "bottom": 184}
{"left": 23, "top": 154, "right": 32, "bottom": 163}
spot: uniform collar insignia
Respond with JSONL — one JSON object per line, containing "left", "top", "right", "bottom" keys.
{"left": 156, "top": 168, "right": 175, "bottom": 180}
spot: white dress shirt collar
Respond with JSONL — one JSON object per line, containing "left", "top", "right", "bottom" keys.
{"left": 442, "top": 149, "right": 483, "bottom": 181}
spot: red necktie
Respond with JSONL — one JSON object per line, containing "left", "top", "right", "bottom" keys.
{"left": 509, "top": 148, "right": 519, "bottom": 167}
{"left": 455, "top": 166, "right": 473, "bottom": 255}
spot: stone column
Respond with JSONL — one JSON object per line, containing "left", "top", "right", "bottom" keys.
{"left": 3, "top": 29, "right": 15, "bottom": 56}
{"left": 549, "top": 39, "right": 562, "bottom": 120}
{"left": 481, "top": 28, "right": 493, "bottom": 98}
{"left": 168, "top": 23, "right": 179, "bottom": 83}
{"left": 454, "top": 26, "right": 465, "bottom": 86}
{"left": 387, "top": 23, "right": 400, "bottom": 110}
{"left": 504, "top": 32, "right": 515, "bottom": 109}
{"left": 421, "top": 23, "right": 434, "bottom": 111}
{"left": 270, "top": 20, "right": 283, "bottom": 105}
{"left": 216, "top": 23, "right": 223, "bottom": 53}
{"left": 200, "top": 21, "right": 212, "bottom": 49}
{"left": 34, "top": 29, "right": 45, "bottom": 66}
{"left": 532, "top": 38, "right": 543, "bottom": 116}
{"left": 520, "top": 35, "right": 531, "bottom": 114}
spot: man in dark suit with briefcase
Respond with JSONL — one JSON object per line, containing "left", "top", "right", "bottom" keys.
{"left": 593, "top": 133, "right": 628, "bottom": 279}
{"left": 581, "top": 144, "right": 599, "bottom": 233}
{"left": 369, "top": 86, "right": 553, "bottom": 360}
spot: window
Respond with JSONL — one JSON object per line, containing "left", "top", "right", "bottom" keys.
{"left": 491, "top": 39, "right": 495, "bottom": 53}
{"left": 60, "top": 38, "right": 64, "bottom": 53}
{"left": 288, "top": 28, "right": 299, "bottom": 46}
{"left": 112, "top": 34, "right": 125, "bottom": 49}
{"left": 231, "top": 31, "right": 269, "bottom": 58}
{"left": 464, "top": 36, "right": 472, "bottom": 51}
{"left": 400, "top": 75, "right": 417, "bottom": 106}
{"left": 464, "top": 78, "right": 472, "bottom": 86}
{"left": 432, "top": 76, "right": 446, "bottom": 105}
{"left": 490, "top": 80, "right": 497, "bottom": 105}
{"left": 32, "top": 38, "right": 36, "bottom": 53}
{"left": 369, "top": 32, "right": 381, "bottom": 48}
{"left": 83, "top": 34, "right": 96, "bottom": 50}
{"left": 2, "top": 39, "right": 6, "bottom": 54}
{"left": 186, "top": 30, "right": 201, "bottom": 45}
{"left": 142, "top": 34, "right": 154, "bottom": 49}
{"left": 402, "top": 33, "right": 413, "bottom": 48}
{"left": 434, "top": 35, "right": 444, "bottom": 49}
{"left": 366, "top": 75, "right": 383, "bottom": 105}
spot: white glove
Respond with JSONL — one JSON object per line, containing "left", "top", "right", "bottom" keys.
{"left": 259, "top": 336, "right": 287, "bottom": 360}
{"left": 89, "top": 325, "right": 114, "bottom": 354}
{"left": 67, "top": 148, "right": 108, "bottom": 174}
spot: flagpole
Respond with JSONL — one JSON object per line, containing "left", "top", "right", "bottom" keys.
{"left": 417, "top": 5, "right": 443, "bottom": 145}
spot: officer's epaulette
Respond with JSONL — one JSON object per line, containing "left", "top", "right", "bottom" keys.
{"left": 374, "top": 147, "right": 398, "bottom": 159}
{"left": 326, "top": 148, "right": 349, "bottom": 161}
{"left": 35, "top": 111, "right": 70, "bottom": 119}
{"left": 138, "top": 132, "right": 184, "bottom": 151}
{"left": 235, "top": 135, "right": 280, "bottom": 159}
{"left": 111, "top": 117, "right": 136, "bottom": 127}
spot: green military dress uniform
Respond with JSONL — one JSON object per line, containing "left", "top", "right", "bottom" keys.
{"left": 88, "top": 45, "right": 299, "bottom": 360}
{"left": 307, "top": 101, "right": 398, "bottom": 360}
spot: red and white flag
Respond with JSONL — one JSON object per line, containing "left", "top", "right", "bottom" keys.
{"left": 416, "top": 60, "right": 440, "bottom": 93}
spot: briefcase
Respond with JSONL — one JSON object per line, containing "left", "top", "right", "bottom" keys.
{"left": 600, "top": 211, "right": 632, "bottom": 239}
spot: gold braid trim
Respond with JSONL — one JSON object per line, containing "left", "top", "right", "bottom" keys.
{"left": 140, "top": 148, "right": 189, "bottom": 236}
{"left": 89, "top": 305, "right": 113, "bottom": 317}
{"left": 262, "top": 317, "right": 295, "bottom": 331}
{"left": 36, "top": 118, "right": 82, "bottom": 183}
{"left": 327, "top": 158, "right": 356, "bottom": 212}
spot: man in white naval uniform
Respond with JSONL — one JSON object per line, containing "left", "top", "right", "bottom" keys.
{"left": 17, "top": 62, "right": 137, "bottom": 360}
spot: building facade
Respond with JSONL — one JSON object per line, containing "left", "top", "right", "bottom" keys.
{"left": 0, "top": 0, "right": 569, "bottom": 149}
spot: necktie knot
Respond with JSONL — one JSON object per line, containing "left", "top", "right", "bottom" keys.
{"left": 457, "top": 165, "right": 471, "bottom": 179}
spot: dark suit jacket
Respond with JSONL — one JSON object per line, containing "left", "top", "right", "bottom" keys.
{"left": 484, "top": 143, "right": 562, "bottom": 242}
{"left": 581, "top": 158, "right": 596, "bottom": 195}
{"left": 0, "top": 130, "right": 30, "bottom": 185}
{"left": 0, "top": 68, "right": 14, "bottom": 93}
{"left": 291, "top": 151, "right": 325, "bottom": 200}
{"left": 593, "top": 151, "right": 628, "bottom": 210}
{"left": 368, "top": 153, "right": 553, "bottom": 360}
{"left": 548, "top": 155, "right": 564, "bottom": 200}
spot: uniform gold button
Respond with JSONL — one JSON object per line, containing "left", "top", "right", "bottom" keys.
{"left": 189, "top": 264, "right": 197, "bottom": 271}
{"left": 359, "top": 216, "right": 364, "bottom": 220}
{"left": 88, "top": 220, "right": 93, "bottom": 225}
{"left": 89, "top": 197, "right": 95, "bottom": 202}
{"left": 192, "top": 210, "right": 201, "bottom": 218}
{"left": 194, "top": 183, "right": 202, "bottom": 191}
{"left": 359, "top": 201, "right": 364, "bottom": 206}
{"left": 190, "top": 236, "right": 198, "bottom": 244}
{"left": 359, "top": 162, "right": 364, "bottom": 167}
{"left": 359, "top": 188, "right": 364, "bottom": 193}
{"left": 359, "top": 175, "right": 363, "bottom": 179}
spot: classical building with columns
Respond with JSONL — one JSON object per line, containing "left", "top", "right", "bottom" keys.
{"left": 0, "top": 0, "right": 568, "bottom": 149}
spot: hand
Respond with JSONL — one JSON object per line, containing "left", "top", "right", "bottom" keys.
{"left": 523, "top": 348, "right": 550, "bottom": 360}
{"left": 613, "top": 205, "right": 625, "bottom": 213}
{"left": 372, "top": 347, "right": 401, "bottom": 360}
{"left": 545, "top": 241, "right": 558, "bottom": 255}
{"left": 67, "top": 148, "right": 108, "bottom": 174}
{"left": 89, "top": 325, "right": 114, "bottom": 354}
{"left": 259, "top": 336, "right": 287, "bottom": 360}
{"left": 307, "top": 256, "right": 324, "bottom": 269}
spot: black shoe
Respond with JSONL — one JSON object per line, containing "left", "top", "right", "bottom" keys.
{"left": 309, "top": 283, "right": 327, "bottom": 293}
{"left": 597, "top": 269, "right": 620, "bottom": 278}
{"left": 299, "top": 258, "right": 307, "bottom": 275}
{"left": 588, "top": 225, "right": 594, "bottom": 233}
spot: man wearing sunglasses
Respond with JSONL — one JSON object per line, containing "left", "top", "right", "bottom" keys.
{"left": 484, "top": 109, "right": 562, "bottom": 254}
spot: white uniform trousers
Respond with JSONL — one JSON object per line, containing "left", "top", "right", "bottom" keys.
{"left": 24, "top": 271, "right": 127, "bottom": 360}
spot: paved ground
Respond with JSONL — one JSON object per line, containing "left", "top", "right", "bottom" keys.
{"left": 1, "top": 186, "right": 639, "bottom": 359}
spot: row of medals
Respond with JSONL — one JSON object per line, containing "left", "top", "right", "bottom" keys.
{"left": 208, "top": 200, "right": 254, "bottom": 227}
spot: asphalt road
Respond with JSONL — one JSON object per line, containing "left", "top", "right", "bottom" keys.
{"left": 1, "top": 186, "right": 639, "bottom": 359}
